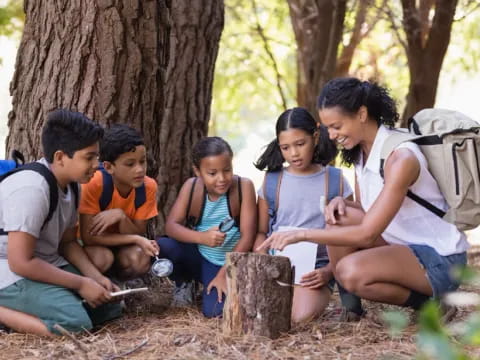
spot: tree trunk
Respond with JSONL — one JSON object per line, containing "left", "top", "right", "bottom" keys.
{"left": 288, "top": 0, "right": 347, "bottom": 117}
{"left": 156, "top": 0, "right": 224, "bottom": 231}
{"left": 334, "top": 0, "right": 373, "bottom": 78}
{"left": 7, "top": 0, "right": 170, "bottom": 164}
{"left": 400, "top": 0, "right": 458, "bottom": 126}
{"left": 223, "top": 252, "right": 293, "bottom": 340}
{"left": 6, "top": 0, "right": 224, "bottom": 233}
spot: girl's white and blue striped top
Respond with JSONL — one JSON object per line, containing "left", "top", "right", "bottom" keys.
{"left": 196, "top": 194, "right": 240, "bottom": 266}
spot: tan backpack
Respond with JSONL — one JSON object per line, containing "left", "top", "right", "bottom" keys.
{"left": 380, "top": 108, "right": 480, "bottom": 231}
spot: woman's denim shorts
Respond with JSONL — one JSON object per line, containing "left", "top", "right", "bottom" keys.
{"left": 409, "top": 244, "right": 467, "bottom": 298}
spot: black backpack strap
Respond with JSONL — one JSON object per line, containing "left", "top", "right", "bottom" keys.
{"left": 99, "top": 167, "right": 114, "bottom": 211}
{"left": 10, "top": 150, "right": 25, "bottom": 167}
{"left": 227, "top": 175, "right": 242, "bottom": 227}
{"left": 99, "top": 165, "right": 147, "bottom": 211}
{"left": 134, "top": 183, "right": 147, "bottom": 209}
{"left": 186, "top": 177, "right": 206, "bottom": 229}
{"left": 69, "top": 182, "right": 79, "bottom": 209}
{"left": 263, "top": 170, "right": 283, "bottom": 235}
{"left": 325, "top": 166, "right": 343, "bottom": 204}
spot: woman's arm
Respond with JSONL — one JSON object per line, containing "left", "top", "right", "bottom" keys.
{"left": 259, "top": 148, "right": 420, "bottom": 250}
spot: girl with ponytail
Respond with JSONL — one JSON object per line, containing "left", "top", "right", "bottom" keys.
{"left": 254, "top": 107, "right": 352, "bottom": 323}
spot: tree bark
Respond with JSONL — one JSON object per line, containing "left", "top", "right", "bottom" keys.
{"left": 400, "top": 0, "right": 458, "bottom": 126}
{"left": 7, "top": 0, "right": 170, "bottom": 164}
{"left": 288, "top": 0, "right": 347, "bottom": 117}
{"left": 157, "top": 0, "right": 224, "bottom": 231}
{"left": 223, "top": 252, "right": 293, "bottom": 340}
{"left": 6, "top": 0, "right": 224, "bottom": 233}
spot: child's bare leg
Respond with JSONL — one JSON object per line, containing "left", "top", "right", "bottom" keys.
{"left": 291, "top": 286, "right": 331, "bottom": 324}
{"left": 0, "top": 306, "right": 52, "bottom": 336}
{"left": 84, "top": 245, "right": 114, "bottom": 273}
{"left": 115, "top": 244, "right": 151, "bottom": 280}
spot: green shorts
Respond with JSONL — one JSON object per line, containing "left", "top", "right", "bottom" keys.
{"left": 0, "top": 264, "right": 122, "bottom": 334}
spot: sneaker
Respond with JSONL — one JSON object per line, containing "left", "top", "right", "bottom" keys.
{"left": 440, "top": 303, "right": 458, "bottom": 323}
{"left": 172, "top": 281, "right": 195, "bottom": 307}
{"left": 339, "top": 307, "right": 364, "bottom": 322}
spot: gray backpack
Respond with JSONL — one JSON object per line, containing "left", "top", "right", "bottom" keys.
{"left": 380, "top": 108, "right": 480, "bottom": 231}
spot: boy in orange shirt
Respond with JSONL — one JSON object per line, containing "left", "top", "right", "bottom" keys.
{"left": 79, "top": 124, "right": 159, "bottom": 280}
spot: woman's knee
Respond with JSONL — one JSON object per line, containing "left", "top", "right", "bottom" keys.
{"left": 335, "top": 257, "right": 365, "bottom": 293}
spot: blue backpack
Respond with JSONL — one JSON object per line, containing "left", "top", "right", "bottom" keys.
{"left": 98, "top": 165, "right": 146, "bottom": 211}
{"left": 0, "top": 150, "right": 79, "bottom": 234}
{"left": 263, "top": 165, "right": 344, "bottom": 235}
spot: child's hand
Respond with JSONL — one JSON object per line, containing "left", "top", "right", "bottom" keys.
{"left": 300, "top": 267, "right": 333, "bottom": 289}
{"left": 89, "top": 209, "right": 125, "bottom": 235}
{"left": 136, "top": 236, "right": 159, "bottom": 257}
{"left": 93, "top": 274, "right": 120, "bottom": 292}
{"left": 324, "top": 196, "right": 346, "bottom": 225}
{"left": 78, "top": 277, "right": 112, "bottom": 308}
{"left": 201, "top": 227, "right": 226, "bottom": 247}
{"left": 207, "top": 269, "right": 227, "bottom": 303}
{"left": 256, "top": 230, "right": 303, "bottom": 252}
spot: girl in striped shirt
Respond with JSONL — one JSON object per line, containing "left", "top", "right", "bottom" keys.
{"left": 157, "top": 137, "right": 256, "bottom": 317}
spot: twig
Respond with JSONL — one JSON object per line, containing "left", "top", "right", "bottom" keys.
{"left": 53, "top": 323, "right": 89, "bottom": 354}
{"left": 250, "top": 0, "right": 288, "bottom": 110}
{"left": 104, "top": 337, "right": 149, "bottom": 360}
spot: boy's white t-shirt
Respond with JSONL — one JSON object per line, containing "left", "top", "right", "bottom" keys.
{"left": 355, "top": 125, "right": 469, "bottom": 256}
{"left": 0, "top": 158, "right": 78, "bottom": 290}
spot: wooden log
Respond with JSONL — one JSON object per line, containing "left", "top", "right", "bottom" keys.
{"left": 223, "top": 252, "right": 293, "bottom": 339}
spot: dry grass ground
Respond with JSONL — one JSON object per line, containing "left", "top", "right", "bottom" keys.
{"left": 1, "top": 249, "right": 480, "bottom": 360}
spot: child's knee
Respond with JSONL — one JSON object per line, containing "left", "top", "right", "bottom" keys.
{"left": 156, "top": 236, "right": 183, "bottom": 262}
{"left": 291, "top": 308, "right": 315, "bottom": 324}
{"left": 116, "top": 245, "right": 151, "bottom": 278}
{"left": 85, "top": 246, "right": 114, "bottom": 273}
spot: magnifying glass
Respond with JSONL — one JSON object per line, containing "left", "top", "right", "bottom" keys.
{"left": 219, "top": 216, "right": 235, "bottom": 233}
{"left": 150, "top": 256, "right": 173, "bottom": 277}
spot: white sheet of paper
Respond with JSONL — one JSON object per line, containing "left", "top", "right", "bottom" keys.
{"left": 274, "top": 226, "right": 317, "bottom": 284}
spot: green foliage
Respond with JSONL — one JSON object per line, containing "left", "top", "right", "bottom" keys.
{"left": 211, "top": 0, "right": 296, "bottom": 147}
{"left": 416, "top": 301, "right": 469, "bottom": 360}
{"left": 443, "top": 1, "right": 480, "bottom": 75}
{"left": 382, "top": 266, "right": 480, "bottom": 359}
{"left": 381, "top": 309, "right": 409, "bottom": 337}
{"left": 0, "top": 0, "right": 24, "bottom": 37}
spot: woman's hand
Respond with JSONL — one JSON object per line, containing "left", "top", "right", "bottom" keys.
{"left": 300, "top": 267, "right": 333, "bottom": 289}
{"left": 207, "top": 268, "right": 227, "bottom": 303}
{"left": 256, "top": 230, "right": 304, "bottom": 252}
{"left": 324, "top": 196, "right": 346, "bottom": 225}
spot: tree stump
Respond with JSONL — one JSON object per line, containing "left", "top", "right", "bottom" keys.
{"left": 223, "top": 252, "right": 293, "bottom": 339}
